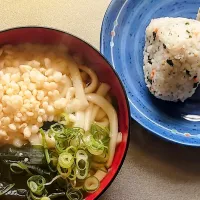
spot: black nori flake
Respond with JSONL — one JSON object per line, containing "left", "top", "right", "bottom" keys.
{"left": 153, "top": 31, "right": 156, "bottom": 41}
{"left": 193, "top": 75, "right": 197, "bottom": 79}
{"left": 148, "top": 56, "right": 152, "bottom": 64}
{"left": 163, "top": 44, "right": 166, "bottom": 49}
{"left": 148, "top": 60, "right": 152, "bottom": 64}
{"left": 193, "top": 82, "right": 198, "bottom": 88}
{"left": 185, "top": 22, "right": 190, "bottom": 25}
{"left": 166, "top": 59, "right": 174, "bottom": 67}
{"left": 147, "top": 77, "right": 152, "bottom": 84}
{"left": 186, "top": 70, "right": 191, "bottom": 76}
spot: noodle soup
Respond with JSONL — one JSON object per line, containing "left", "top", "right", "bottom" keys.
{"left": 0, "top": 43, "right": 122, "bottom": 199}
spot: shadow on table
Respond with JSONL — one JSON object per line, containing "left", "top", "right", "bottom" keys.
{"left": 129, "top": 120, "right": 200, "bottom": 181}
{"left": 101, "top": 120, "right": 200, "bottom": 200}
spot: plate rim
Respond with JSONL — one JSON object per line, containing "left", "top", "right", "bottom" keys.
{"left": 100, "top": 0, "right": 200, "bottom": 147}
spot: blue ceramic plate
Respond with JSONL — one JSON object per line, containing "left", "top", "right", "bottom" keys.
{"left": 100, "top": 0, "right": 200, "bottom": 146}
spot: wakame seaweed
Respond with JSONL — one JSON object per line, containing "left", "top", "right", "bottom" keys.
{"left": 42, "top": 121, "right": 57, "bottom": 131}
{"left": 0, "top": 145, "right": 67, "bottom": 199}
{"left": 0, "top": 145, "right": 46, "bottom": 166}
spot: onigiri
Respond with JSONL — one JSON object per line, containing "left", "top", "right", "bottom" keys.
{"left": 143, "top": 17, "right": 200, "bottom": 102}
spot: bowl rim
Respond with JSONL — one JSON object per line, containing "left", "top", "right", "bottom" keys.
{"left": 0, "top": 26, "right": 131, "bottom": 199}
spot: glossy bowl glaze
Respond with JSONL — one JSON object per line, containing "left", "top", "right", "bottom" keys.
{"left": 101, "top": 0, "right": 200, "bottom": 146}
{"left": 0, "top": 27, "right": 130, "bottom": 199}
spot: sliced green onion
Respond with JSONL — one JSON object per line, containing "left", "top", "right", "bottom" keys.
{"left": 10, "top": 162, "right": 33, "bottom": 175}
{"left": 82, "top": 133, "right": 105, "bottom": 156}
{"left": 47, "top": 129, "right": 54, "bottom": 137}
{"left": 76, "top": 159, "right": 87, "bottom": 170}
{"left": 91, "top": 123, "right": 110, "bottom": 145}
{"left": 68, "top": 167, "right": 77, "bottom": 181}
{"left": 10, "top": 163, "right": 24, "bottom": 174}
{"left": 29, "top": 192, "right": 41, "bottom": 200}
{"left": 57, "top": 164, "right": 71, "bottom": 178}
{"left": 48, "top": 150, "right": 58, "bottom": 172}
{"left": 49, "top": 151, "right": 59, "bottom": 164}
{"left": 22, "top": 121, "right": 112, "bottom": 199}
{"left": 65, "top": 127, "right": 84, "bottom": 140}
{"left": 40, "top": 129, "right": 50, "bottom": 164}
{"left": 82, "top": 134, "right": 92, "bottom": 144}
{"left": 30, "top": 192, "right": 41, "bottom": 200}
{"left": 87, "top": 140, "right": 104, "bottom": 156}
{"left": 26, "top": 192, "right": 32, "bottom": 200}
{"left": 65, "top": 146, "right": 77, "bottom": 156}
{"left": 51, "top": 123, "right": 65, "bottom": 134}
{"left": 0, "top": 183, "right": 15, "bottom": 195}
{"left": 41, "top": 197, "right": 50, "bottom": 200}
{"left": 27, "top": 175, "right": 46, "bottom": 196}
{"left": 66, "top": 188, "right": 83, "bottom": 200}
{"left": 70, "top": 137, "right": 80, "bottom": 147}
{"left": 58, "top": 152, "right": 74, "bottom": 168}
{"left": 76, "top": 150, "right": 88, "bottom": 160}
{"left": 44, "top": 149, "right": 50, "bottom": 164}
{"left": 83, "top": 176, "right": 100, "bottom": 193}
{"left": 29, "top": 190, "right": 47, "bottom": 200}
{"left": 55, "top": 140, "right": 67, "bottom": 153}
{"left": 88, "top": 146, "right": 104, "bottom": 156}
{"left": 76, "top": 167, "right": 88, "bottom": 180}
{"left": 29, "top": 181, "right": 38, "bottom": 193}
{"left": 76, "top": 150, "right": 89, "bottom": 172}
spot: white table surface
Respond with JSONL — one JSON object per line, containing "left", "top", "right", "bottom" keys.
{"left": 1, "top": 1, "right": 200, "bottom": 200}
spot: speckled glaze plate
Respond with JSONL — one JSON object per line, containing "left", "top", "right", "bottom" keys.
{"left": 100, "top": 0, "right": 200, "bottom": 146}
